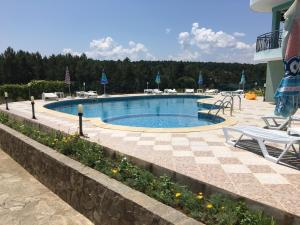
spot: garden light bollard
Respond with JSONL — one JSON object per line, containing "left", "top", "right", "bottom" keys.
{"left": 78, "top": 104, "right": 84, "bottom": 136}
{"left": 31, "top": 96, "right": 36, "bottom": 119}
{"left": 4, "top": 92, "right": 9, "bottom": 110}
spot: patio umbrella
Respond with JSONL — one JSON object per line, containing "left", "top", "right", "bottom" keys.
{"left": 64, "top": 66, "right": 71, "bottom": 96}
{"left": 240, "top": 70, "right": 246, "bottom": 90}
{"left": 198, "top": 71, "right": 203, "bottom": 88}
{"left": 101, "top": 69, "right": 108, "bottom": 95}
{"left": 274, "top": 0, "right": 300, "bottom": 118}
{"left": 155, "top": 71, "right": 161, "bottom": 89}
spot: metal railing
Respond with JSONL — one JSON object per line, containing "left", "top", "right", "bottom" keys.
{"left": 207, "top": 93, "right": 242, "bottom": 117}
{"left": 256, "top": 30, "right": 283, "bottom": 52}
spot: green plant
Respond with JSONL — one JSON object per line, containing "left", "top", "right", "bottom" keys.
{"left": 0, "top": 80, "right": 66, "bottom": 102}
{"left": 0, "top": 112, "right": 276, "bottom": 225}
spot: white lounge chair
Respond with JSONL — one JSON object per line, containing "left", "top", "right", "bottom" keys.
{"left": 185, "top": 89, "right": 194, "bottom": 94}
{"left": 54, "top": 92, "right": 64, "bottom": 99}
{"left": 262, "top": 115, "right": 300, "bottom": 130}
{"left": 42, "top": 92, "right": 58, "bottom": 101}
{"left": 84, "top": 91, "right": 98, "bottom": 98}
{"left": 153, "top": 89, "right": 163, "bottom": 94}
{"left": 234, "top": 89, "right": 244, "bottom": 94}
{"left": 205, "top": 89, "right": 219, "bottom": 95}
{"left": 164, "top": 89, "right": 177, "bottom": 94}
{"left": 144, "top": 89, "right": 153, "bottom": 94}
{"left": 223, "top": 125, "right": 300, "bottom": 163}
{"left": 76, "top": 91, "right": 85, "bottom": 98}
{"left": 197, "top": 89, "right": 204, "bottom": 94}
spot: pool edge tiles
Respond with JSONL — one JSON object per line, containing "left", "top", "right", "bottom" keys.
{"left": 42, "top": 95, "right": 237, "bottom": 133}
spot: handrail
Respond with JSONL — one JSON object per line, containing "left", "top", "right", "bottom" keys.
{"left": 206, "top": 93, "right": 239, "bottom": 117}
{"left": 256, "top": 30, "right": 283, "bottom": 52}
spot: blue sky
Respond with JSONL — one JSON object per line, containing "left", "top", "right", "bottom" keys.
{"left": 0, "top": 0, "right": 271, "bottom": 63}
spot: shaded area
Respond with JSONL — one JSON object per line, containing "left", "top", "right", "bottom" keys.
{"left": 235, "top": 139, "right": 300, "bottom": 170}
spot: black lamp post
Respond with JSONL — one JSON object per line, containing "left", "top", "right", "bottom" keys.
{"left": 4, "top": 92, "right": 9, "bottom": 110}
{"left": 31, "top": 96, "right": 36, "bottom": 119}
{"left": 78, "top": 104, "right": 84, "bottom": 136}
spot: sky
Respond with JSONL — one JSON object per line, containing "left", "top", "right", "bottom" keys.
{"left": 0, "top": 0, "right": 271, "bottom": 63}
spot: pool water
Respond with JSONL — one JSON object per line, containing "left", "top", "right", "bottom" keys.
{"left": 46, "top": 96, "right": 224, "bottom": 128}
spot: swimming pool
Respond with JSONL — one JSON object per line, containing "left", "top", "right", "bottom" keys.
{"left": 45, "top": 95, "right": 224, "bottom": 128}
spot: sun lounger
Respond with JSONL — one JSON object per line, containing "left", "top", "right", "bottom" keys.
{"left": 262, "top": 115, "right": 300, "bottom": 130}
{"left": 42, "top": 92, "right": 58, "bottom": 101}
{"left": 84, "top": 91, "right": 98, "bottom": 98}
{"left": 185, "top": 89, "right": 195, "bottom": 94}
{"left": 76, "top": 91, "right": 85, "bottom": 98}
{"left": 223, "top": 125, "right": 300, "bottom": 163}
{"left": 153, "top": 89, "right": 163, "bottom": 94}
{"left": 205, "top": 89, "right": 219, "bottom": 95}
{"left": 144, "top": 89, "right": 153, "bottom": 94}
{"left": 54, "top": 92, "right": 64, "bottom": 99}
{"left": 164, "top": 89, "right": 177, "bottom": 94}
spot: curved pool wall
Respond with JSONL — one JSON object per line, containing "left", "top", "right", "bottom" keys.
{"left": 45, "top": 95, "right": 225, "bottom": 129}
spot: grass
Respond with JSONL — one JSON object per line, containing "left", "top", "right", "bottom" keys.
{"left": 0, "top": 112, "right": 276, "bottom": 225}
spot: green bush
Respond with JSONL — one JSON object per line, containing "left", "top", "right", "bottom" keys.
{"left": 0, "top": 80, "right": 66, "bottom": 102}
{"left": 0, "top": 112, "right": 276, "bottom": 225}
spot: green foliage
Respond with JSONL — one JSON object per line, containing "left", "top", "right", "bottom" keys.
{"left": 0, "top": 80, "right": 65, "bottom": 102}
{"left": 0, "top": 47, "right": 266, "bottom": 95}
{"left": 0, "top": 112, "right": 276, "bottom": 225}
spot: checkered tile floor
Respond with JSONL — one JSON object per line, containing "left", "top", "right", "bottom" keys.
{"left": 2, "top": 95, "right": 300, "bottom": 217}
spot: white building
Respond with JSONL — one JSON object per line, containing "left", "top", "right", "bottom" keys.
{"left": 250, "top": 0, "right": 293, "bottom": 101}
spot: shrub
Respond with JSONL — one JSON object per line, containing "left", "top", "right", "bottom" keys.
{"left": 0, "top": 80, "right": 66, "bottom": 102}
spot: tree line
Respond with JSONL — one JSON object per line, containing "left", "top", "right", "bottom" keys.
{"left": 0, "top": 47, "right": 266, "bottom": 94}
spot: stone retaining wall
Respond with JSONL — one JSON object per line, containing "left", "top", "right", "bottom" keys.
{"left": 0, "top": 123, "right": 201, "bottom": 225}
{"left": 1, "top": 110, "right": 300, "bottom": 225}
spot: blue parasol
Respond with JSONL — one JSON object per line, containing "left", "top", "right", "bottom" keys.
{"left": 198, "top": 71, "right": 203, "bottom": 87}
{"left": 155, "top": 71, "right": 161, "bottom": 89}
{"left": 240, "top": 70, "right": 246, "bottom": 90}
{"left": 274, "top": 0, "right": 300, "bottom": 117}
{"left": 101, "top": 69, "right": 108, "bottom": 95}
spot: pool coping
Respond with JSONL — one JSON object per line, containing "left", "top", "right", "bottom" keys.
{"left": 39, "top": 95, "right": 237, "bottom": 133}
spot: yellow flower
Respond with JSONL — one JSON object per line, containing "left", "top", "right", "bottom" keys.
{"left": 196, "top": 195, "right": 203, "bottom": 200}
{"left": 221, "top": 206, "right": 225, "bottom": 210}
{"left": 175, "top": 192, "right": 181, "bottom": 198}
{"left": 198, "top": 192, "right": 203, "bottom": 196}
{"left": 206, "top": 203, "right": 213, "bottom": 209}
{"left": 111, "top": 168, "right": 118, "bottom": 174}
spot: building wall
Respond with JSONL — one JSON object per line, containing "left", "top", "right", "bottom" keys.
{"left": 265, "top": 60, "right": 284, "bottom": 101}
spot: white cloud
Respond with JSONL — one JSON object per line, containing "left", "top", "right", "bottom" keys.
{"left": 178, "top": 32, "right": 191, "bottom": 49}
{"left": 165, "top": 28, "right": 171, "bottom": 34}
{"left": 63, "top": 48, "right": 82, "bottom": 56}
{"left": 233, "top": 32, "right": 246, "bottom": 37}
{"left": 175, "top": 23, "right": 255, "bottom": 63}
{"left": 63, "top": 37, "right": 155, "bottom": 61}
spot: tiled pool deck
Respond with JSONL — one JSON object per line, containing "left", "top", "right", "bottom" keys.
{"left": 1, "top": 94, "right": 300, "bottom": 218}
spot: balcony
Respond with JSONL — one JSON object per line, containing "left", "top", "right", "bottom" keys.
{"left": 254, "top": 30, "right": 284, "bottom": 62}
{"left": 250, "top": 0, "right": 290, "bottom": 12}
{"left": 256, "top": 30, "right": 283, "bottom": 52}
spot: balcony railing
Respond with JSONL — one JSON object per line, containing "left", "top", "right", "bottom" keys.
{"left": 256, "top": 30, "right": 283, "bottom": 53}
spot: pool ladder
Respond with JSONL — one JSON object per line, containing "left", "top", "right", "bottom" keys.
{"left": 207, "top": 94, "right": 241, "bottom": 117}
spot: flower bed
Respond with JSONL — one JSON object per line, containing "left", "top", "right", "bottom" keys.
{"left": 0, "top": 112, "right": 276, "bottom": 225}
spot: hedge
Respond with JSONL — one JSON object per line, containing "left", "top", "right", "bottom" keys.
{"left": 0, "top": 80, "right": 67, "bottom": 102}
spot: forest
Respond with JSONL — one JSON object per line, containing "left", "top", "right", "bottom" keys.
{"left": 0, "top": 47, "right": 266, "bottom": 94}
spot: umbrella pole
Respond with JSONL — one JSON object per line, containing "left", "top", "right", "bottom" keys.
{"left": 68, "top": 84, "right": 71, "bottom": 97}
{"left": 104, "top": 84, "right": 106, "bottom": 95}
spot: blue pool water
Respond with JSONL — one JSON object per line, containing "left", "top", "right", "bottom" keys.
{"left": 46, "top": 96, "right": 224, "bottom": 128}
